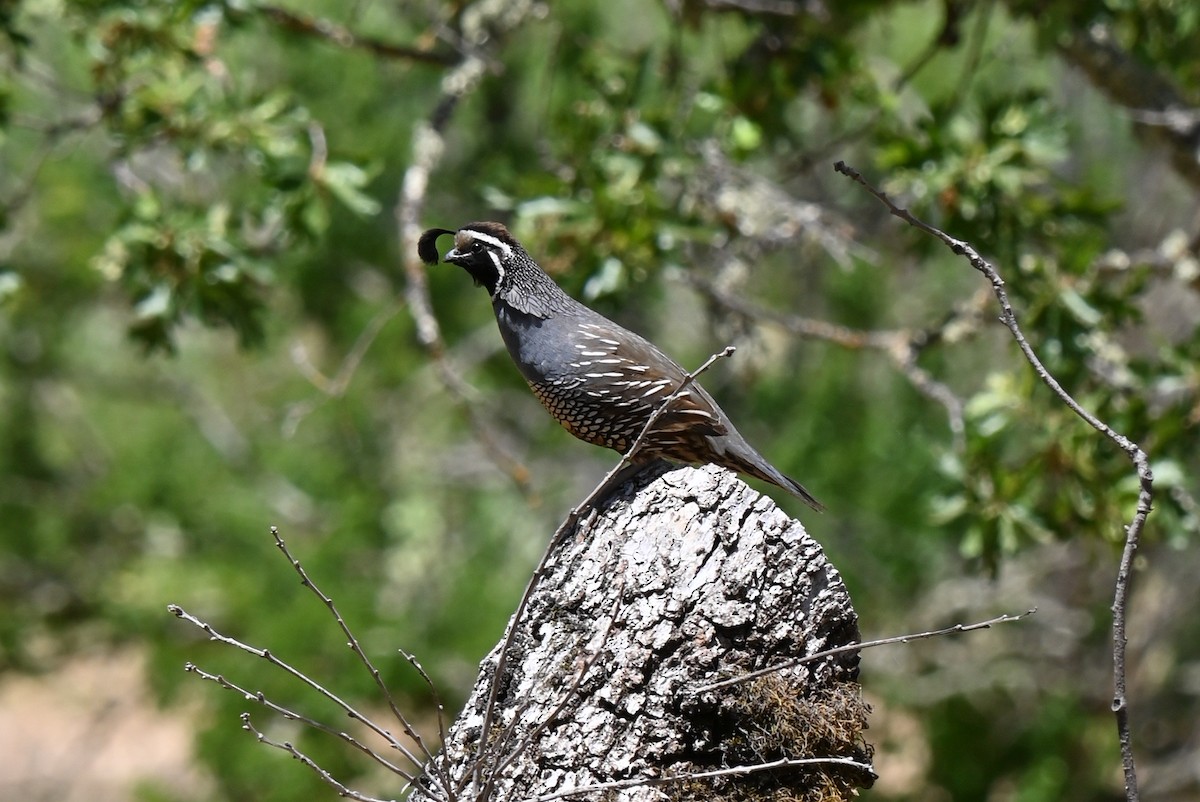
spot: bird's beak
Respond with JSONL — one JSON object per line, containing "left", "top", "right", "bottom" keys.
{"left": 443, "top": 248, "right": 464, "bottom": 264}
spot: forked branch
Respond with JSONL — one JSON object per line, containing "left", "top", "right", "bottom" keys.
{"left": 834, "top": 159, "right": 1152, "bottom": 802}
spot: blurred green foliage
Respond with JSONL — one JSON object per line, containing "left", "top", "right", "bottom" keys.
{"left": 1, "top": 1, "right": 1197, "bottom": 801}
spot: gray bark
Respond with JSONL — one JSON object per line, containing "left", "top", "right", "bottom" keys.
{"left": 412, "top": 464, "right": 872, "bottom": 802}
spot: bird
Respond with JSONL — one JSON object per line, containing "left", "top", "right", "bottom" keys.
{"left": 418, "top": 221, "right": 823, "bottom": 511}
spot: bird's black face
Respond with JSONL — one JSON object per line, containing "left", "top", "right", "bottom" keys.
{"left": 418, "top": 223, "right": 518, "bottom": 298}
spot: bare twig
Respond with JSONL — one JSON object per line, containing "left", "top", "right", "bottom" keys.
{"left": 1125, "top": 106, "right": 1200, "bottom": 131}
{"left": 270, "top": 527, "right": 452, "bottom": 793}
{"left": 284, "top": 297, "right": 404, "bottom": 436}
{"left": 946, "top": 0, "right": 997, "bottom": 109}
{"left": 470, "top": 346, "right": 737, "bottom": 795}
{"left": 398, "top": 647, "right": 450, "bottom": 768}
{"left": 694, "top": 144, "right": 868, "bottom": 267}
{"left": 278, "top": 0, "right": 540, "bottom": 468}
{"left": 515, "top": 755, "right": 877, "bottom": 802}
{"left": 306, "top": 121, "right": 329, "bottom": 179}
{"left": 690, "top": 276, "right": 971, "bottom": 450}
{"left": 167, "top": 603, "right": 433, "bottom": 782}
{"left": 1057, "top": 22, "right": 1200, "bottom": 189}
{"left": 394, "top": 4, "right": 536, "bottom": 493}
{"left": 691, "top": 609, "right": 1035, "bottom": 695}
{"left": 834, "top": 159, "right": 1153, "bottom": 802}
{"left": 696, "top": 0, "right": 804, "bottom": 15}
{"left": 241, "top": 713, "right": 397, "bottom": 802}
{"left": 184, "top": 661, "right": 415, "bottom": 780}
{"left": 1, "top": 106, "right": 104, "bottom": 217}
{"left": 253, "top": 3, "right": 455, "bottom": 65}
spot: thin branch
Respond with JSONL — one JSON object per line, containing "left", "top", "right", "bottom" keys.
{"left": 621, "top": 346, "right": 738, "bottom": 466}
{"left": 690, "top": 275, "right": 970, "bottom": 450}
{"left": 167, "top": 603, "right": 431, "bottom": 777}
{"left": 695, "top": 0, "right": 804, "bottom": 16}
{"left": 270, "top": 527, "right": 452, "bottom": 793}
{"left": 1125, "top": 106, "right": 1200, "bottom": 131}
{"left": 470, "top": 346, "right": 737, "bottom": 795}
{"left": 281, "top": 0, "right": 538, "bottom": 472}
{"left": 394, "top": 8, "right": 535, "bottom": 494}
{"left": 946, "top": 0, "right": 996, "bottom": 109}
{"left": 516, "top": 755, "right": 877, "bottom": 802}
{"left": 283, "top": 297, "right": 404, "bottom": 436}
{"left": 1, "top": 106, "right": 104, "bottom": 217}
{"left": 241, "top": 713, "right": 397, "bottom": 802}
{"left": 398, "top": 646, "right": 450, "bottom": 768}
{"left": 691, "top": 609, "right": 1036, "bottom": 695}
{"left": 252, "top": 3, "right": 456, "bottom": 65}
{"left": 306, "top": 121, "right": 329, "bottom": 179}
{"left": 1057, "top": 22, "right": 1200, "bottom": 190}
{"left": 694, "top": 143, "right": 869, "bottom": 267}
{"left": 834, "top": 159, "right": 1153, "bottom": 802}
{"left": 184, "top": 661, "right": 415, "bottom": 780}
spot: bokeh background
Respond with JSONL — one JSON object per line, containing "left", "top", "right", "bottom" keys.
{"left": 1, "top": 1, "right": 1198, "bottom": 800}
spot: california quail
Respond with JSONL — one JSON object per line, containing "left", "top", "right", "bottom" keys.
{"left": 418, "top": 222, "right": 823, "bottom": 511}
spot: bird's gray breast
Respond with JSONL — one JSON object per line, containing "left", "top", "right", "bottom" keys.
{"left": 493, "top": 302, "right": 578, "bottom": 385}
{"left": 492, "top": 302, "right": 651, "bottom": 401}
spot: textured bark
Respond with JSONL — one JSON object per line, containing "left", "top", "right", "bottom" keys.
{"left": 412, "top": 464, "right": 871, "bottom": 802}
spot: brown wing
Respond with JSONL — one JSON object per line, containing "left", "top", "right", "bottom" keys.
{"left": 560, "top": 322, "right": 729, "bottom": 444}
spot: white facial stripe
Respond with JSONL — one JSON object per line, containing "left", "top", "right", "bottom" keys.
{"left": 486, "top": 249, "right": 505, "bottom": 296}
{"left": 465, "top": 230, "right": 513, "bottom": 258}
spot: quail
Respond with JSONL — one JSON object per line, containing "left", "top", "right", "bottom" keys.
{"left": 418, "top": 222, "right": 823, "bottom": 511}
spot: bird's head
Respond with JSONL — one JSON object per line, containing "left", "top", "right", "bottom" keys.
{"left": 418, "top": 222, "right": 523, "bottom": 298}
{"left": 419, "top": 221, "right": 574, "bottom": 318}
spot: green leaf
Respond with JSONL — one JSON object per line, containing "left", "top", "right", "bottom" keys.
{"left": 730, "top": 116, "right": 762, "bottom": 152}
{"left": 317, "top": 161, "right": 381, "bottom": 217}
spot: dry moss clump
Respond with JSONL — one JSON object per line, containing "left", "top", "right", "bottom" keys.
{"left": 673, "top": 673, "right": 874, "bottom": 802}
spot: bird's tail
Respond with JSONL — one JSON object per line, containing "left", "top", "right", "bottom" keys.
{"left": 724, "top": 446, "right": 825, "bottom": 512}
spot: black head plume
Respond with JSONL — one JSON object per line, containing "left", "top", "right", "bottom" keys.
{"left": 418, "top": 228, "right": 456, "bottom": 265}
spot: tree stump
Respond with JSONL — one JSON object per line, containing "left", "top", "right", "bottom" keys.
{"left": 412, "top": 464, "right": 873, "bottom": 801}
